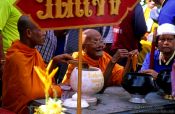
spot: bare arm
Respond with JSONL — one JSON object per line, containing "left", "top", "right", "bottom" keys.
{"left": 123, "top": 49, "right": 139, "bottom": 75}
{"left": 99, "top": 49, "right": 138, "bottom": 93}
{"left": 49, "top": 53, "right": 74, "bottom": 73}
{"left": 99, "top": 49, "right": 129, "bottom": 93}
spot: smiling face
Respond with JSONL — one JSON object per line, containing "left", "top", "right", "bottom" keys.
{"left": 82, "top": 29, "right": 105, "bottom": 60}
{"left": 157, "top": 34, "right": 175, "bottom": 53}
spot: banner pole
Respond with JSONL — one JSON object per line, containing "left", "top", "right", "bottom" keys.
{"left": 77, "top": 28, "right": 82, "bottom": 114}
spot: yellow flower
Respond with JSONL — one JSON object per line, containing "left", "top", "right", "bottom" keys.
{"left": 34, "top": 60, "right": 58, "bottom": 102}
{"left": 34, "top": 98, "right": 66, "bottom": 114}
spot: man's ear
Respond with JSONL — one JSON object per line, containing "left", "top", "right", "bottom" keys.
{"left": 26, "top": 28, "right": 32, "bottom": 38}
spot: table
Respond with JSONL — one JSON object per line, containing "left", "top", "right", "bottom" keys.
{"left": 29, "top": 87, "right": 175, "bottom": 114}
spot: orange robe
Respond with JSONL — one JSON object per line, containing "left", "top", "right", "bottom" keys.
{"left": 62, "top": 51, "right": 124, "bottom": 86}
{"left": 2, "top": 40, "right": 62, "bottom": 114}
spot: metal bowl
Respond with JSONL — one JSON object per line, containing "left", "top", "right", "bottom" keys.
{"left": 121, "top": 72, "right": 156, "bottom": 103}
{"left": 156, "top": 69, "right": 172, "bottom": 95}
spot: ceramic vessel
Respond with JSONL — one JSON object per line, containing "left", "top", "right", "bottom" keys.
{"left": 70, "top": 67, "right": 104, "bottom": 104}
{"left": 121, "top": 72, "right": 156, "bottom": 103}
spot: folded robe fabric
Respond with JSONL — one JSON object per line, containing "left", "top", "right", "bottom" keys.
{"left": 62, "top": 51, "right": 124, "bottom": 86}
{"left": 2, "top": 40, "right": 61, "bottom": 114}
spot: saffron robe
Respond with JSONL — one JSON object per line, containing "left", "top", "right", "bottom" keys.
{"left": 2, "top": 40, "right": 61, "bottom": 114}
{"left": 62, "top": 51, "right": 124, "bottom": 86}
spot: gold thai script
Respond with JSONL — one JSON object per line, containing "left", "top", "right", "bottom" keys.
{"left": 36, "top": 0, "right": 121, "bottom": 19}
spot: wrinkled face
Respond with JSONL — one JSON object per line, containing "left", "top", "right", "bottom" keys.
{"left": 83, "top": 30, "right": 105, "bottom": 60}
{"left": 157, "top": 34, "right": 175, "bottom": 53}
{"left": 29, "top": 25, "right": 46, "bottom": 46}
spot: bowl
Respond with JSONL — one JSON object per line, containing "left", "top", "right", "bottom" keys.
{"left": 121, "top": 72, "right": 156, "bottom": 103}
{"left": 156, "top": 69, "right": 172, "bottom": 95}
{"left": 70, "top": 67, "right": 104, "bottom": 104}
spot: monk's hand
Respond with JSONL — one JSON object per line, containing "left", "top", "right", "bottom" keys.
{"left": 53, "top": 54, "right": 74, "bottom": 63}
{"left": 141, "top": 69, "right": 158, "bottom": 80}
{"left": 112, "top": 49, "right": 129, "bottom": 63}
{"left": 129, "top": 49, "right": 139, "bottom": 57}
{"left": 128, "top": 49, "right": 139, "bottom": 72}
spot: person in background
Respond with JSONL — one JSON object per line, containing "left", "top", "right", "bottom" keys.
{"left": 140, "top": 0, "right": 146, "bottom": 6}
{"left": 142, "top": 0, "right": 158, "bottom": 34}
{"left": 36, "top": 30, "right": 57, "bottom": 64}
{"left": 36, "top": 30, "right": 68, "bottom": 83}
{"left": 36, "top": 30, "right": 67, "bottom": 64}
{"left": 0, "top": 0, "right": 21, "bottom": 97}
{"left": 2, "top": 15, "right": 73, "bottom": 114}
{"left": 112, "top": 3, "right": 147, "bottom": 68}
{"left": 138, "top": 0, "right": 158, "bottom": 70}
{"left": 101, "top": 26, "right": 114, "bottom": 56}
{"left": 62, "top": 29, "right": 138, "bottom": 89}
{"left": 155, "top": 0, "right": 175, "bottom": 25}
{"left": 141, "top": 23, "right": 175, "bottom": 79}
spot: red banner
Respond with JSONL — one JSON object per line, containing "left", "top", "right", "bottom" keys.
{"left": 15, "top": 0, "right": 139, "bottom": 30}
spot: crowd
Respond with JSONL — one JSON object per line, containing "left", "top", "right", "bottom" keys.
{"left": 0, "top": 0, "right": 175, "bottom": 114}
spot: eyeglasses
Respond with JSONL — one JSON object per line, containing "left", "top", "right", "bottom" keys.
{"left": 85, "top": 39, "right": 105, "bottom": 45}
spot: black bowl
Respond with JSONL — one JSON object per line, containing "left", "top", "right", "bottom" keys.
{"left": 156, "top": 69, "right": 172, "bottom": 95}
{"left": 121, "top": 73, "right": 156, "bottom": 96}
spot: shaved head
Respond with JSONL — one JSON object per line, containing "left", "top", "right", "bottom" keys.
{"left": 17, "top": 15, "right": 46, "bottom": 48}
{"left": 82, "top": 29, "right": 101, "bottom": 46}
{"left": 82, "top": 29, "right": 105, "bottom": 60}
{"left": 17, "top": 15, "right": 36, "bottom": 39}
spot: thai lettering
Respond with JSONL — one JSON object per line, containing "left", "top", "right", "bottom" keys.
{"left": 92, "top": 0, "right": 105, "bottom": 16}
{"left": 36, "top": 0, "right": 121, "bottom": 19}
{"left": 109, "top": 0, "right": 121, "bottom": 15}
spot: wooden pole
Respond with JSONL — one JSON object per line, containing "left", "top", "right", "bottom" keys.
{"left": 77, "top": 28, "right": 82, "bottom": 114}
{"left": 149, "top": 27, "right": 157, "bottom": 69}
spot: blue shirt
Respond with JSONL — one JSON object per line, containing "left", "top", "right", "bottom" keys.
{"left": 141, "top": 50, "right": 175, "bottom": 72}
{"left": 158, "top": 0, "right": 175, "bottom": 25}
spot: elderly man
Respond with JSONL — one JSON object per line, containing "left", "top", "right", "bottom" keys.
{"left": 141, "top": 23, "right": 175, "bottom": 78}
{"left": 2, "top": 15, "right": 73, "bottom": 114}
{"left": 62, "top": 29, "right": 137, "bottom": 90}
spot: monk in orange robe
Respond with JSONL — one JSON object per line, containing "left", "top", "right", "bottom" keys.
{"left": 62, "top": 29, "right": 138, "bottom": 88}
{"left": 2, "top": 15, "right": 73, "bottom": 114}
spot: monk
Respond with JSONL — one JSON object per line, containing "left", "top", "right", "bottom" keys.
{"left": 62, "top": 29, "right": 138, "bottom": 92}
{"left": 2, "top": 15, "right": 73, "bottom": 114}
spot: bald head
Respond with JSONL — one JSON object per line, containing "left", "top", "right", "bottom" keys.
{"left": 17, "top": 15, "right": 45, "bottom": 48}
{"left": 82, "top": 29, "right": 101, "bottom": 46}
{"left": 82, "top": 29, "right": 105, "bottom": 60}
{"left": 17, "top": 15, "right": 36, "bottom": 39}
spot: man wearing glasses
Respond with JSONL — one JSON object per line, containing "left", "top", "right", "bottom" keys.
{"left": 62, "top": 29, "right": 138, "bottom": 88}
